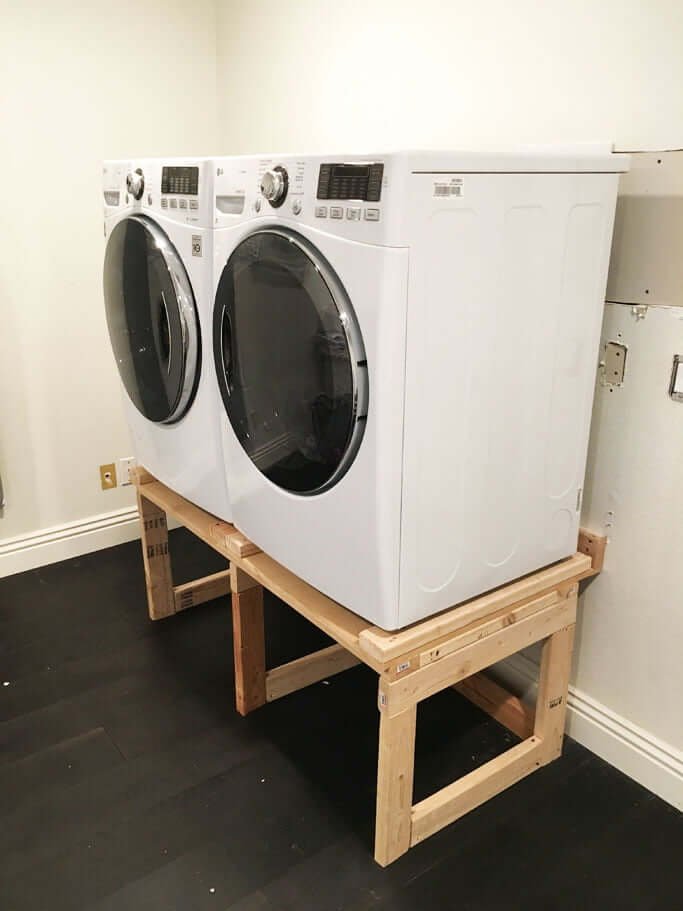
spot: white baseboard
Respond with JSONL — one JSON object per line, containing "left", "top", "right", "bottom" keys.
{"left": 496, "top": 652, "right": 683, "bottom": 812}
{"left": 0, "top": 506, "right": 142, "bottom": 578}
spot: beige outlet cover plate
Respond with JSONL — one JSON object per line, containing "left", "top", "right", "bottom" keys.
{"left": 100, "top": 463, "right": 117, "bottom": 490}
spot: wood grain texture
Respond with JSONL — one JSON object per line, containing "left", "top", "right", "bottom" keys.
{"left": 454, "top": 672, "right": 535, "bottom": 740}
{"left": 358, "top": 554, "right": 590, "bottom": 664}
{"left": 231, "top": 586, "right": 267, "bottom": 716}
{"left": 374, "top": 703, "right": 416, "bottom": 866}
{"left": 172, "top": 570, "right": 231, "bottom": 613}
{"left": 265, "top": 645, "right": 360, "bottom": 702}
{"left": 136, "top": 491, "right": 174, "bottom": 620}
{"left": 379, "top": 595, "right": 577, "bottom": 718}
{"left": 534, "top": 623, "right": 576, "bottom": 761}
{"left": 411, "top": 736, "right": 545, "bottom": 846}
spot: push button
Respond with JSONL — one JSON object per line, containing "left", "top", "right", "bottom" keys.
{"left": 330, "top": 206, "right": 343, "bottom": 219}
{"left": 315, "top": 205, "right": 328, "bottom": 218}
{"left": 364, "top": 207, "right": 380, "bottom": 221}
{"left": 179, "top": 198, "right": 188, "bottom": 209}
{"left": 169, "top": 198, "right": 178, "bottom": 209}
{"left": 189, "top": 198, "right": 199, "bottom": 210}
{"left": 161, "top": 198, "right": 168, "bottom": 209}
{"left": 346, "top": 207, "right": 361, "bottom": 221}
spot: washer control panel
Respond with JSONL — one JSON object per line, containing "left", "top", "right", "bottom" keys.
{"left": 317, "top": 162, "right": 384, "bottom": 202}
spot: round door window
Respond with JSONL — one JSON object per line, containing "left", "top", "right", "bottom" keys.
{"left": 103, "top": 215, "right": 200, "bottom": 424}
{"left": 213, "top": 228, "right": 368, "bottom": 494}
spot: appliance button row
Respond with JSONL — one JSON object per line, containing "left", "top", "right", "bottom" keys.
{"left": 315, "top": 205, "right": 380, "bottom": 222}
{"left": 160, "top": 198, "right": 199, "bottom": 210}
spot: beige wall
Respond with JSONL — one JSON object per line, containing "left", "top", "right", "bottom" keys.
{"left": 216, "top": 0, "right": 683, "bottom": 153}
{"left": 0, "top": 0, "right": 217, "bottom": 563}
{"left": 215, "top": 0, "right": 683, "bottom": 807}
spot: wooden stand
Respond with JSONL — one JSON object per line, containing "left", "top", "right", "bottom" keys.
{"left": 132, "top": 468, "right": 604, "bottom": 866}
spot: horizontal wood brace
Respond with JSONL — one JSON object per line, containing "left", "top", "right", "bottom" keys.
{"left": 359, "top": 552, "right": 590, "bottom": 664}
{"left": 172, "top": 570, "right": 231, "bottom": 613}
{"left": 410, "top": 735, "right": 545, "bottom": 845}
{"left": 379, "top": 595, "right": 577, "bottom": 718}
{"left": 265, "top": 644, "right": 360, "bottom": 702}
{"left": 454, "top": 672, "right": 535, "bottom": 740}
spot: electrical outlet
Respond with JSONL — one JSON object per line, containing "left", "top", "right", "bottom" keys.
{"left": 100, "top": 463, "right": 117, "bottom": 490}
{"left": 118, "top": 456, "right": 137, "bottom": 487}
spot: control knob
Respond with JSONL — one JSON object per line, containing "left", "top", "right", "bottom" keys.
{"left": 126, "top": 168, "right": 145, "bottom": 200}
{"left": 260, "top": 166, "right": 288, "bottom": 207}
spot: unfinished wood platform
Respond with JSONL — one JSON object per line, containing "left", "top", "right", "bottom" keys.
{"left": 132, "top": 467, "right": 605, "bottom": 866}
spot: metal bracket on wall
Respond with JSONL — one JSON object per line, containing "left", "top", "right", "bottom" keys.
{"left": 600, "top": 340, "right": 628, "bottom": 388}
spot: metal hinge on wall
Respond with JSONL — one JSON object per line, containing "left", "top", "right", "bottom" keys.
{"left": 600, "top": 340, "right": 628, "bottom": 387}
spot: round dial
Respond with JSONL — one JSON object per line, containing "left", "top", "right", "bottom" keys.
{"left": 126, "top": 168, "right": 145, "bottom": 201}
{"left": 260, "top": 166, "right": 288, "bottom": 208}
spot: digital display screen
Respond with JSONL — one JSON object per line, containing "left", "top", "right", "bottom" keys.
{"left": 161, "top": 166, "right": 199, "bottom": 196}
{"left": 317, "top": 162, "right": 383, "bottom": 202}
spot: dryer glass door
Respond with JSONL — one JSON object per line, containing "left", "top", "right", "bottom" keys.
{"left": 103, "top": 215, "right": 200, "bottom": 424}
{"left": 214, "top": 228, "right": 368, "bottom": 494}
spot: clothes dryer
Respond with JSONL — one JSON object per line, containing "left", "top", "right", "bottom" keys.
{"left": 212, "top": 148, "right": 629, "bottom": 629}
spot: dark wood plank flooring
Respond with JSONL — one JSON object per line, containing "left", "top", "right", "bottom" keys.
{"left": 1, "top": 529, "right": 680, "bottom": 910}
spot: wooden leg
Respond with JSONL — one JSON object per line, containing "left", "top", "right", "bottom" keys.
{"left": 230, "top": 564, "right": 266, "bottom": 716}
{"left": 137, "top": 491, "right": 175, "bottom": 620}
{"left": 374, "top": 697, "right": 417, "bottom": 867}
{"left": 534, "top": 623, "right": 576, "bottom": 762}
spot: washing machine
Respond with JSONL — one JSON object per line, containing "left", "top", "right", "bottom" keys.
{"left": 212, "top": 147, "right": 629, "bottom": 630}
{"left": 103, "top": 158, "right": 231, "bottom": 518}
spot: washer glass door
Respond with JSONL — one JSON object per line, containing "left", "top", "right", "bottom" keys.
{"left": 103, "top": 215, "right": 200, "bottom": 424}
{"left": 214, "top": 228, "right": 368, "bottom": 494}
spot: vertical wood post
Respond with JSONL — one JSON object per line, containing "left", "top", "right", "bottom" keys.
{"left": 374, "top": 692, "right": 417, "bottom": 867}
{"left": 230, "top": 564, "right": 267, "bottom": 716}
{"left": 534, "top": 622, "right": 576, "bottom": 762}
{"left": 137, "top": 491, "right": 175, "bottom": 620}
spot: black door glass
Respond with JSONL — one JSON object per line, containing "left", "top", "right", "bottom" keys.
{"left": 103, "top": 216, "right": 199, "bottom": 423}
{"left": 214, "top": 230, "right": 362, "bottom": 494}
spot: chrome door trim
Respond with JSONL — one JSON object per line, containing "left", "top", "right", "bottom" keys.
{"left": 224, "top": 225, "right": 369, "bottom": 495}
{"left": 125, "top": 214, "right": 199, "bottom": 424}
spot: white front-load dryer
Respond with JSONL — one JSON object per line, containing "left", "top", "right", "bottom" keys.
{"left": 103, "top": 158, "right": 231, "bottom": 519}
{"left": 212, "top": 149, "right": 629, "bottom": 630}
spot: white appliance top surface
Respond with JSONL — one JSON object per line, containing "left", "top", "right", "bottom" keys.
{"left": 213, "top": 144, "right": 630, "bottom": 173}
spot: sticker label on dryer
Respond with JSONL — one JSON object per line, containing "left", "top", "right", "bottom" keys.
{"left": 433, "top": 178, "right": 464, "bottom": 198}
{"left": 191, "top": 235, "right": 202, "bottom": 257}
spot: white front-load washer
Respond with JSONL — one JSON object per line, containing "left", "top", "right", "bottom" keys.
{"left": 103, "top": 158, "right": 231, "bottom": 518}
{"left": 211, "top": 148, "right": 629, "bottom": 630}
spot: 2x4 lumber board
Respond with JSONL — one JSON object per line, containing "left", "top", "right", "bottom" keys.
{"left": 534, "top": 624, "right": 576, "bottom": 761}
{"left": 265, "top": 644, "right": 360, "bottom": 702}
{"left": 454, "top": 672, "right": 535, "bottom": 740}
{"left": 136, "top": 479, "right": 238, "bottom": 552}
{"left": 379, "top": 594, "right": 577, "bottom": 718}
{"left": 358, "top": 553, "right": 591, "bottom": 665}
{"left": 577, "top": 528, "right": 607, "bottom": 578}
{"left": 219, "top": 527, "right": 262, "bottom": 558}
{"left": 172, "top": 570, "right": 231, "bottom": 613}
{"left": 410, "top": 589, "right": 566, "bottom": 675}
{"left": 132, "top": 466, "right": 155, "bottom": 485}
{"left": 137, "top": 491, "right": 175, "bottom": 620}
{"left": 232, "top": 585, "right": 267, "bottom": 716}
{"left": 230, "top": 563, "right": 261, "bottom": 593}
{"left": 374, "top": 704, "right": 417, "bottom": 866}
{"left": 228, "top": 552, "right": 377, "bottom": 669}
{"left": 410, "top": 735, "right": 545, "bottom": 846}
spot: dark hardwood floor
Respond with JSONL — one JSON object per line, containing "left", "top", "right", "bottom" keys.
{"left": 1, "top": 529, "right": 680, "bottom": 910}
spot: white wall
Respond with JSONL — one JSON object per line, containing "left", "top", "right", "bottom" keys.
{"left": 0, "top": 0, "right": 217, "bottom": 571}
{"left": 215, "top": 0, "right": 683, "bottom": 807}
{"left": 216, "top": 0, "right": 683, "bottom": 153}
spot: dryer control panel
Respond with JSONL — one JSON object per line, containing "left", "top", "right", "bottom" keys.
{"left": 317, "top": 162, "right": 384, "bottom": 202}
